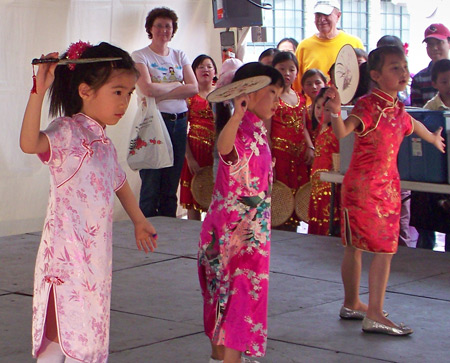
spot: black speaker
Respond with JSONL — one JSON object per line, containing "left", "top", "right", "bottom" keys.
{"left": 212, "top": 0, "right": 263, "bottom": 28}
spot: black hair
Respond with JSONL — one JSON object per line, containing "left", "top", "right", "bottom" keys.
{"left": 276, "top": 37, "right": 299, "bottom": 51}
{"left": 431, "top": 58, "right": 450, "bottom": 82}
{"left": 272, "top": 51, "right": 299, "bottom": 71}
{"left": 215, "top": 62, "right": 284, "bottom": 135}
{"left": 301, "top": 68, "right": 327, "bottom": 88}
{"left": 49, "top": 42, "right": 139, "bottom": 117}
{"left": 192, "top": 54, "right": 218, "bottom": 83}
{"left": 376, "top": 35, "right": 404, "bottom": 51}
{"left": 311, "top": 87, "right": 329, "bottom": 130}
{"left": 368, "top": 45, "right": 405, "bottom": 74}
{"left": 354, "top": 48, "right": 368, "bottom": 61}
{"left": 145, "top": 7, "right": 178, "bottom": 39}
{"left": 258, "top": 48, "right": 280, "bottom": 62}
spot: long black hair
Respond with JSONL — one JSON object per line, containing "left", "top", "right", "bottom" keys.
{"left": 311, "top": 87, "right": 329, "bottom": 130}
{"left": 49, "top": 42, "right": 138, "bottom": 117}
{"left": 215, "top": 62, "right": 284, "bottom": 135}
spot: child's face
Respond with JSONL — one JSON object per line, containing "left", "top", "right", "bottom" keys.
{"left": 426, "top": 38, "right": 450, "bottom": 62}
{"left": 195, "top": 58, "right": 216, "bottom": 85}
{"left": 259, "top": 55, "right": 274, "bottom": 66}
{"left": 274, "top": 60, "right": 298, "bottom": 89}
{"left": 303, "top": 74, "right": 326, "bottom": 100}
{"left": 371, "top": 53, "right": 409, "bottom": 97}
{"left": 432, "top": 70, "right": 450, "bottom": 100}
{"left": 357, "top": 56, "right": 367, "bottom": 65}
{"left": 249, "top": 84, "right": 283, "bottom": 120}
{"left": 314, "top": 96, "right": 331, "bottom": 124}
{"left": 80, "top": 70, "right": 136, "bottom": 128}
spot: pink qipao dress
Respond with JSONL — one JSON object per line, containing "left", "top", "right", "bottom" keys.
{"left": 198, "top": 112, "right": 272, "bottom": 357}
{"left": 32, "top": 114, "right": 126, "bottom": 362}
{"left": 342, "top": 89, "right": 413, "bottom": 254}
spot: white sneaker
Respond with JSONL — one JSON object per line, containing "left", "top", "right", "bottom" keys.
{"left": 209, "top": 358, "right": 223, "bottom": 363}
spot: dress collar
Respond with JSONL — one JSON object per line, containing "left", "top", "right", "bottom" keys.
{"left": 73, "top": 113, "right": 106, "bottom": 138}
{"left": 372, "top": 88, "right": 398, "bottom": 106}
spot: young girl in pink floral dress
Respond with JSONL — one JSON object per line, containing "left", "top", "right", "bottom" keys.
{"left": 198, "top": 62, "right": 284, "bottom": 363}
{"left": 20, "top": 42, "right": 157, "bottom": 363}
{"left": 326, "top": 46, "right": 444, "bottom": 336}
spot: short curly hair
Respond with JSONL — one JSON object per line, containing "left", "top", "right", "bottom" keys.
{"left": 145, "top": 7, "right": 178, "bottom": 40}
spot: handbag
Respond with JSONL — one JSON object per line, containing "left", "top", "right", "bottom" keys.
{"left": 127, "top": 96, "right": 174, "bottom": 170}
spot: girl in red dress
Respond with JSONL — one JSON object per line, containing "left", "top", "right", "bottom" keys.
{"left": 326, "top": 46, "right": 445, "bottom": 335}
{"left": 271, "top": 51, "right": 314, "bottom": 230}
{"left": 301, "top": 69, "right": 327, "bottom": 143}
{"left": 179, "top": 55, "right": 217, "bottom": 220}
{"left": 308, "top": 87, "right": 340, "bottom": 236}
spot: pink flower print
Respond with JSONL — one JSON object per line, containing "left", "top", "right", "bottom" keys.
{"left": 43, "top": 240, "right": 54, "bottom": 261}
{"left": 57, "top": 246, "right": 72, "bottom": 264}
{"left": 90, "top": 173, "right": 105, "bottom": 193}
{"left": 69, "top": 290, "right": 81, "bottom": 302}
{"left": 82, "top": 278, "right": 97, "bottom": 292}
{"left": 76, "top": 189, "right": 87, "bottom": 203}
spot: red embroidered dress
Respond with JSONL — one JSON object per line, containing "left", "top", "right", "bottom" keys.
{"left": 342, "top": 89, "right": 414, "bottom": 253}
{"left": 271, "top": 90, "right": 310, "bottom": 225}
{"left": 179, "top": 94, "right": 215, "bottom": 211}
{"left": 308, "top": 121, "right": 340, "bottom": 235}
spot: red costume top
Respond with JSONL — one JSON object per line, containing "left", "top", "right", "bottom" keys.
{"left": 271, "top": 90, "right": 310, "bottom": 226}
{"left": 180, "top": 94, "right": 215, "bottom": 211}
{"left": 342, "top": 89, "right": 414, "bottom": 253}
{"left": 308, "top": 121, "right": 340, "bottom": 235}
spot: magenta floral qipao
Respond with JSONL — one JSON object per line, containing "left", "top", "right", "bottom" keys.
{"left": 32, "top": 114, "right": 126, "bottom": 362}
{"left": 198, "top": 111, "right": 272, "bottom": 357}
{"left": 342, "top": 89, "right": 413, "bottom": 254}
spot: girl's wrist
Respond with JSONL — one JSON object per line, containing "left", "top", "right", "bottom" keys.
{"left": 330, "top": 110, "right": 341, "bottom": 118}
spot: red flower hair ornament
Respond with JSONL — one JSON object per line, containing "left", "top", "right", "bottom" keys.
{"left": 66, "top": 40, "right": 93, "bottom": 70}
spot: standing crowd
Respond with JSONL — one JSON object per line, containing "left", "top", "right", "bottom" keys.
{"left": 21, "top": 1, "right": 448, "bottom": 362}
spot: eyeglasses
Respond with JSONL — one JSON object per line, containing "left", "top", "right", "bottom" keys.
{"left": 197, "top": 65, "right": 215, "bottom": 70}
{"left": 153, "top": 24, "right": 173, "bottom": 30}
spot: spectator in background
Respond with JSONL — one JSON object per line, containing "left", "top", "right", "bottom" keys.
{"left": 258, "top": 47, "right": 280, "bottom": 66}
{"left": 277, "top": 37, "right": 299, "bottom": 53}
{"left": 293, "top": 0, "right": 364, "bottom": 93}
{"left": 355, "top": 48, "right": 368, "bottom": 65}
{"left": 410, "top": 23, "right": 450, "bottom": 107}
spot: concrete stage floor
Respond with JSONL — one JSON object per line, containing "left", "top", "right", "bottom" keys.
{"left": 1, "top": 217, "right": 449, "bottom": 362}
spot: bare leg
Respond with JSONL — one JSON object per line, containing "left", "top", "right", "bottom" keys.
{"left": 210, "top": 342, "right": 224, "bottom": 361}
{"left": 46, "top": 287, "right": 59, "bottom": 342}
{"left": 223, "top": 347, "right": 242, "bottom": 363}
{"left": 187, "top": 208, "right": 201, "bottom": 220}
{"left": 366, "top": 253, "right": 397, "bottom": 326}
{"left": 341, "top": 245, "right": 367, "bottom": 311}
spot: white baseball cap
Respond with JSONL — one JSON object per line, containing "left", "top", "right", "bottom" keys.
{"left": 314, "top": 0, "right": 341, "bottom": 15}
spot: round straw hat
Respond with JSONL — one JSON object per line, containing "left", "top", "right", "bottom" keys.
{"left": 271, "top": 180, "right": 295, "bottom": 227}
{"left": 295, "top": 182, "right": 312, "bottom": 222}
{"left": 190, "top": 166, "right": 214, "bottom": 210}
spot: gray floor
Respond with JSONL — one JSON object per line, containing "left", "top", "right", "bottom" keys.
{"left": 1, "top": 216, "right": 449, "bottom": 363}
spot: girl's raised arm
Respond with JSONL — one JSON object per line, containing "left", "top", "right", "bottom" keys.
{"left": 20, "top": 53, "right": 58, "bottom": 154}
{"left": 412, "top": 119, "right": 446, "bottom": 153}
{"left": 216, "top": 94, "right": 248, "bottom": 155}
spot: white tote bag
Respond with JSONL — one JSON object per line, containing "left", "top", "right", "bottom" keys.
{"left": 127, "top": 96, "right": 174, "bottom": 170}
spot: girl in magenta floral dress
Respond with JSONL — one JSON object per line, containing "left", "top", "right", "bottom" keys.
{"left": 198, "top": 63, "right": 284, "bottom": 363}
{"left": 326, "top": 46, "right": 444, "bottom": 336}
{"left": 20, "top": 42, "right": 157, "bottom": 363}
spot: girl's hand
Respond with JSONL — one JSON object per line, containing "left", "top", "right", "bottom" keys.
{"left": 135, "top": 220, "right": 158, "bottom": 253}
{"left": 187, "top": 157, "right": 201, "bottom": 175}
{"left": 432, "top": 127, "right": 446, "bottom": 153}
{"left": 304, "top": 147, "right": 315, "bottom": 165}
{"left": 232, "top": 94, "right": 249, "bottom": 121}
{"left": 34, "top": 52, "right": 59, "bottom": 95}
{"left": 323, "top": 85, "right": 342, "bottom": 114}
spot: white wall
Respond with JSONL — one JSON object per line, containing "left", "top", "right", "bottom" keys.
{"left": 0, "top": 0, "right": 223, "bottom": 237}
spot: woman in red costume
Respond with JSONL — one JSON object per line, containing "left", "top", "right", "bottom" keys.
{"left": 179, "top": 55, "right": 217, "bottom": 220}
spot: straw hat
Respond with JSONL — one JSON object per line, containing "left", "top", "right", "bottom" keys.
{"left": 190, "top": 166, "right": 214, "bottom": 210}
{"left": 295, "top": 182, "right": 312, "bottom": 222}
{"left": 271, "top": 180, "right": 295, "bottom": 227}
